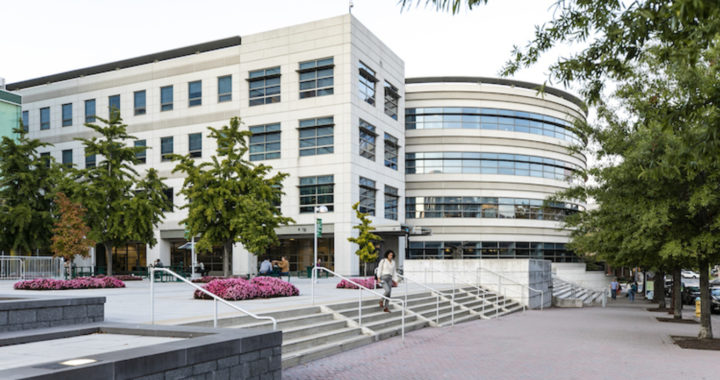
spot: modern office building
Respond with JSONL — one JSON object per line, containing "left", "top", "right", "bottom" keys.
{"left": 0, "top": 78, "right": 22, "bottom": 139}
{"left": 8, "top": 15, "right": 585, "bottom": 276}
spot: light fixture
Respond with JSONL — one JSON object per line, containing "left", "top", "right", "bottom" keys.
{"left": 59, "top": 358, "right": 97, "bottom": 366}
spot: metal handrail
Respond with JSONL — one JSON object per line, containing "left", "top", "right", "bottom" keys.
{"left": 150, "top": 268, "right": 277, "bottom": 330}
{"left": 396, "top": 272, "right": 449, "bottom": 325}
{"left": 476, "top": 267, "right": 545, "bottom": 311}
{"left": 312, "top": 266, "right": 405, "bottom": 341}
{"left": 552, "top": 276, "right": 607, "bottom": 307}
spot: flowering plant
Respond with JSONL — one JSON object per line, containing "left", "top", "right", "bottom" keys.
{"left": 191, "top": 276, "right": 227, "bottom": 283}
{"left": 336, "top": 277, "right": 397, "bottom": 289}
{"left": 92, "top": 274, "right": 142, "bottom": 281}
{"left": 14, "top": 277, "right": 125, "bottom": 290}
{"left": 193, "top": 277, "right": 298, "bottom": 300}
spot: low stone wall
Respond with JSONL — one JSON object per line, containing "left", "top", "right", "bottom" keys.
{"left": 0, "top": 296, "right": 105, "bottom": 332}
{"left": 0, "top": 323, "right": 282, "bottom": 379}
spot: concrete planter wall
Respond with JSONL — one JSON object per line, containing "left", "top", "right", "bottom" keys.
{"left": 0, "top": 296, "right": 105, "bottom": 332}
{"left": 403, "top": 259, "right": 552, "bottom": 309}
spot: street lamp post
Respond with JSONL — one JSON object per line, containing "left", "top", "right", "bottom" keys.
{"left": 312, "top": 205, "right": 328, "bottom": 304}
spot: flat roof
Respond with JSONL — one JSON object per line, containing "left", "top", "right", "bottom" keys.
{"left": 7, "top": 36, "right": 242, "bottom": 91}
{"left": 405, "top": 76, "right": 586, "bottom": 113}
{"left": 0, "top": 89, "right": 21, "bottom": 105}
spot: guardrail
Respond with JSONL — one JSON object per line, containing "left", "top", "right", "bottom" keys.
{"left": 476, "top": 267, "right": 545, "bottom": 311}
{"left": 0, "top": 256, "right": 63, "bottom": 280}
{"left": 150, "top": 268, "right": 277, "bottom": 330}
{"left": 396, "top": 272, "right": 448, "bottom": 325}
{"left": 312, "top": 266, "right": 406, "bottom": 341}
{"left": 0, "top": 257, "right": 24, "bottom": 280}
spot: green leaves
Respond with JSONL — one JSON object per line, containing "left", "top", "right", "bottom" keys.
{"left": 348, "top": 202, "right": 382, "bottom": 265}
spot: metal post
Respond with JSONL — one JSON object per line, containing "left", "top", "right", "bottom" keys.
{"left": 401, "top": 301, "right": 405, "bottom": 341}
{"left": 359, "top": 288, "right": 363, "bottom": 326}
{"left": 404, "top": 276, "right": 408, "bottom": 312}
{"left": 191, "top": 235, "right": 196, "bottom": 279}
{"left": 451, "top": 276, "right": 455, "bottom": 326}
{"left": 214, "top": 299, "right": 218, "bottom": 328}
{"left": 436, "top": 294, "right": 439, "bottom": 324}
{"left": 150, "top": 268, "right": 155, "bottom": 325}
{"left": 312, "top": 207, "right": 317, "bottom": 302}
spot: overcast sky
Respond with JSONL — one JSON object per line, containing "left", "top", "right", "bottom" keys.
{"left": 3, "top": 0, "right": 579, "bottom": 95}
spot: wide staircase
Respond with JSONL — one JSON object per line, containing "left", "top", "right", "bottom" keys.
{"left": 552, "top": 277, "right": 605, "bottom": 306}
{"left": 183, "top": 285, "right": 527, "bottom": 368}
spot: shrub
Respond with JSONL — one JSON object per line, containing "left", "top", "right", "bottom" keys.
{"left": 92, "top": 274, "right": 142, "bottom": 281}
{"left": 336, "top": 277, "right": 398, "bottom": 289}
{"left": 193, "top": 277, "right": 299, "bottom": 300}
{"left": 14, "top": 277, "right": 125, "bottom": 290}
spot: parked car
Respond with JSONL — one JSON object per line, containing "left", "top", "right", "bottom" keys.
{"left": 682, "top": 270, "right": 700, "bottom": 279}
{"left": 681, "top": 281, "right": 701, "bottom": 305}
{"left": 712, "top": 287, "right": 720, "bottom": 314}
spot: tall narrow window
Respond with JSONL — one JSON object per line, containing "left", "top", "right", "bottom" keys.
{"left": 62, "top": 149, "right": 73, "bottom": 167}
{"left": 108, "top": 95, "right": 120, "bottom": 118}
{"left": 359, "top": 119, "right": 376, "bottom": 160}
{"left": 62, "top": 103, "right": 72, "bottom": 127}
{"left": 134, "top": 90, "right": 146, "bottom": 115}
{"left": 135, "top": 139, "right": 146, "bottom": 164}
{"left": 217, "top": 75, "right": 232, "bottom": 102}
{"left": 299, "top": 175, "right": 334, "bottom": 213}
{"left": 384, "top": 81, "right": 400, "bottom": 120}
{"left": 358, "top": 61, "right": 377, "bottom": 106}
{"left": 248, "top": 67, "right": 281, "bottom": 106}
{"left": 22, "top": 110, "right": 28, "bottom": 132}
{"left": 85, "top": 99, "right": 96, "bottom": 123}
{"left": 384, "top": 185, "right": 399, "bottom": 220}
{"left": 359, "top": 177, "right": 376, "bottom": 216}
{"left": 40, "top": 107, "right": 50, "bottom": 130}
{"left": 85, "top": 153, "right": 96, "bottom": 169}
{"left": 40, "top": 152, "right": 51, "bottom": 168}
{"left": 188, "top": 133, "right": 202, "bottom": 158}
{"left": 162, "top": 188, "right": 174, "bottom": 212}
{"left": 384, "top": 133, "right": 399, "bottom": 170}
{"left": 161, "top": 137, "right": 173, "bottom": 161}
{"left": 160, "top": 85, "right": 173, "bottom": 111}
{"left": 299, "top": 117, "right": 334, "bottom": 156}
{"left": 249, "top": 123, "right": 281, "bottom": 161}
{"left": 298, "top": 57, "right": 334, "bottom": 99}
{"left": 188, "top": 81, "right": 202, "bottom": 107}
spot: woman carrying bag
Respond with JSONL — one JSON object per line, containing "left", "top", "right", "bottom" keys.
{"left": 377, "top": 250, "right": 398, "bottom": 313}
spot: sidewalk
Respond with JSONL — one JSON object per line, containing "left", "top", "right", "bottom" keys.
{"left": 284, "top": 297, "right": 720, "bottom": 380}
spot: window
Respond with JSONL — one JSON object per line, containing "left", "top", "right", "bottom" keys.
{"left": 108, "top": 95, "right": 120, "bottom": 118}
{"left": 161, "top": 137, "right": 173, "bottom": 161}
{"left": 385, "top": 185, "right": 399, "bottom": 220}
{"left": 359, "top": 119, "right": 376, "bottom": 160}
{"left": 62, "top": 149, "right": 72, "bottom": 167}
{"left": 188, "top": 81, "right": 202, "bottom": 107}
{"left": 404, "top": 197, "right": 580, "bottom": 220}
{"left": 358, "top": 61, "right": 377, "bottom": 106}
{"left": 85, "top": 99, "right": 96, "bottom": 123}
{"left": 299, "top": 116, "right": 334, "bottom": 156}
{"left": 134, "top": 90, "right": 146, "bottom": 115}
{"left": 189, "top": 133, "right": 202, "bottom": 158}
{"left": 384, "top": 133, "right": 399, "bottom": 170}
{"left": 248, "top": 67, "right": 280, "bottom": 106}
{"left": 135, "top": 139, "right": 146, "bottom": 164}
{"left": 160, "top": 86, "right": 173, "bottom": 111}
{"left": 406, "top": 241, "right": 580, "bottom": 262}
{"left": 85, "top": 153, "right": 96, "bottom": 169}
{"left": 299, "top": 175, "right": 334, "bottom": 213}
{"left": 40, "top": 107, "right": 50, "bottom": 130}
{"left": 162, "top": 187, "right": 174, "bottom": 212}
{"left": 359, "top": 177, "right": 376, "bottom": 216}
{"left": 384, "top": 81, "right": 400, "bottom": 120}
{"left": 22, "top": 111, "right": 28, "bottom": 132}
{"left": 218, "top": 75, "right": 232, "bottom": 102}
{"left": 298, "top": 57, "right": 334, "bottom": 99}
{"left": 40, "top": 152, "right": 51, "bottom": 168}
{"left": 62, "top": 103, "right": 72, "bottom": 127}
{"left": 249, "top": 123, "right": 281, "bottom": 161}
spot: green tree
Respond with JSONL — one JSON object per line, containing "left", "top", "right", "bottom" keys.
{"left": 77, "top": 114, "right": 168, "bottom": 276}
{"left": 0, "top": 127, "right": 61, "bottom": 255}
{"left": 347, "top": 202, "right": 382, "bottom": 276}
{"left": 173, "top": 117, "right": 293, "bottom": 276}
{"left": 51, "top": 192, "right": 96, "bottom": 262}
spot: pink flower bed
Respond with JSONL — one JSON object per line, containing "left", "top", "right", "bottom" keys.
{"left": 336, "top": 278, "right": 398, "bottom": 289}
{"left": 14, "top": 277, "right": 126, "bottom": 290}
{"left": 191, "top": 276, "right": 227, "bottom": 283}
{"left": 193, "top": 277, "right": 299, "bottom": 300}
{"left": 93, "top": 274, "right": 143, "bottom": 281}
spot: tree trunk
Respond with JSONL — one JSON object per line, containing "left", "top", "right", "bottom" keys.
{"left": 654, "top": 270, "right": 666, "bottom": 310}
{"left": 104, "top": 242, "right": 113, "bottom": 276}
{"left": 672, "top": 267, "right": 682, "bottom": 319}
{"left": 223, "top": 240, "right": 231, "bottom": 277}
{"left": 642, "top": 270, "right": 647, "bottom": 299}
{"left": 698, "top": 257, "right": 713, "bottom": 339}
{"left": 363, "top": 261, "right": 367, "bottom": 277}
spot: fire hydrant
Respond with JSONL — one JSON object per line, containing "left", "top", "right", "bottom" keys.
{"left": 695, "top": 297, "right": 701, "bottom": 317}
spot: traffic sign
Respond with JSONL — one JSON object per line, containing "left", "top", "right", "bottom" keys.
{"left": 316, "top": 218, "right": 322, "bottom": 238}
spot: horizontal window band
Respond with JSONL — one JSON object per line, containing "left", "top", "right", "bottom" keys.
{"left": 296, "top": 64, "right": 335, "bottom": 74}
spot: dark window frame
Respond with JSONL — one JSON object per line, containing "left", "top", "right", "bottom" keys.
{"left": 160, "top": 85, "right": 174, "bottom": 111}
{"left": 358, "top": 61, "right": 377, "bottom": 106}
{"left": 298, "top": 116, "right": 334, "bottom": 156}
{"left": 384, "top": 133, "right": 399, "bottom": 170}
{"left": 85, "top": 99, "right": 96, "bottom": 123}
{"left": 248, "top": 67, "right": 281, "bottom": 106}
{"left": 359, "top": 119, "right": 377, "bottom": 161}
{"left": 61, "top": 103, "right": 72, "bottom": 127}
{"left": 40, "top": 107, "right": 50, "bottom": 130}
{"left": 218, "top": 75, "right": 232, "bottom": 103}
{"left": 160, "top": 136, "right": 174, "bottom": 162}
{"left": 359, "top": 177, "right": 376, "bottom": 216}
{"left": 299, "top": 175, "right": 335, "bottom": 213}
{"left": 188, "top": 133, "right": 202, "bottom": 158}
{"left": 134, "top": 90, "right": 147, "bottom": 115}
{"left": 298, "top": 57, "right": 334, "bottom": 99}
{"left": 249, "top": 123, "right": 281, "bottom": 161}
{"left": 384, "top": 81, "right": 400, "bottom": 120}
{"left": 188, "top": 80, "right": 202, "bottom": 107}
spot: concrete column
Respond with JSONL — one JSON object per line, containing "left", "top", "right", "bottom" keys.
{"left": 233, "top": 243, "right": 257, "bottom": 276}
{"left": 334, "top": 223, "right": 358, "bottom": 276}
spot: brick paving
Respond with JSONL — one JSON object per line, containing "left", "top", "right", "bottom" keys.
{"left": 284, "top": 299, "right": 720, "bottom": 380}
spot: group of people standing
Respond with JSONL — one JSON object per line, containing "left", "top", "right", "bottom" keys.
{"left": 610, "top": 278, "right": 639, "bottom": 302}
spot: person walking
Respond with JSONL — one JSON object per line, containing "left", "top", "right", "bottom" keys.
{"left": 629, "top": 281, "right": 638, "bottom": 302}
{"left": 377, "top": 250, "right": 398, "bottom": 312}
{"left": 610, "top": 278, "right": 619, "bottom": 300}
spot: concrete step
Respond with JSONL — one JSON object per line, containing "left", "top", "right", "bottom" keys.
{"left": 227, "top": 312, "right": 334, "bottom": 330}
{"left": 360, "top": 312, "right": 419, "bottom": 332}
{"left": 438, "top": 312, "right": 479, "bottom": 327}
{"left": 182, "top": 305, "right": 323, "bottom": 328}
{"left": 282, "top": 318, "right": 349, "bottom": 341}
{"left": 283, "top": 326, "right": 365, "bottom": 354}
{"left": 372, "top": 318, "right": 428, "bottom": 340}
{"left": 423, "top": 308, "right": 472, "bottom": 325}
{"left": 407, "top": 299, "right": 452, "bottom": 313}
{"left": 282, "top": 334, "right": 375, "bottom": 369}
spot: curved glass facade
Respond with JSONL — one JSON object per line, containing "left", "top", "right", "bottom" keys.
{"left": 407, "top": 241, "right": 579, "bottom": 262}
{"left": 405, "top": 152, "right": 580, "bottom": 180}
{"left": 406, "top": 197, "right": 580, "bottom": 220}
{"left": 406, "top": 107, "right": 582, "bottom": 144}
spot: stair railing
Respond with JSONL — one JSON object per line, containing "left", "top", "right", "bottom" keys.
{"left": 475, "top": 267, "right": 545, "bottom": 311}
{"left": 150, "top": 267, "right": 277, "bottom": 330}
{"left": 396, "top": 272, "right": 450, "bottom": 326}
{"left": 312, "top": 266, "right": 406, "bottom": 341}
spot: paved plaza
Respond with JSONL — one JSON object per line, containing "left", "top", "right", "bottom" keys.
{"left": 284, "top": 298, "right": 720, "bottom": 380}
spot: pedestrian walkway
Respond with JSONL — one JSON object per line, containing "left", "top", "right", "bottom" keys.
{"left": 284, "top": 298, "right": 720, "bottom": 380}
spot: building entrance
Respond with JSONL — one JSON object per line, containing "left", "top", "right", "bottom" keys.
{"left": 266, "top": 237, "right": 334, "bottom": 274}
{"left": 169, "top": 239, "right": 228, "bottom": 275}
